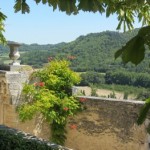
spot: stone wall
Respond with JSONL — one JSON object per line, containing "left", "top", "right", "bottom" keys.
{"left": 0, "top": 66, "right": 32, "bottom": 127}
{"left": 66, "top": 97, "right": 149, "bottom": 150}
{"left": 0, "top": 68, "right": 149, "bottom": 150}
{"left": 0, "top": 71, "right": 10, "bottom": 125}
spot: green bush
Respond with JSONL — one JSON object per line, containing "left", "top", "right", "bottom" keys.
{"left": 105, "top": 70, "right": 150, "bottom": 88}
{"left": 18, "top": 60, "right": 81, "bottom": 145}
{"left": 108, "top": 91, "right": 116, "bottom": 98}
{"left": 136, "top": 91, "right": 150, "bottom": 100}
{"left": 123, "top": 91, "right": 129, "bottom": 100}
{"left": 79, "top": 72, "right": 105, "bottom": 86}
{"left": 90, "top": 84, "right": 98, "bottom": 97}
{"left": 0, "top": 125, "right": 63, "bottom": 150}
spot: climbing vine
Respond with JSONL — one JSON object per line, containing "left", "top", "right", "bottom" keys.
{"left": 18, "top": 60, "right": 82, "bottom": 145}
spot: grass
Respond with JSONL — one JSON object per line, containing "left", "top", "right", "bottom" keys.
{"left": 95, "top": 83, "right": 150, "bottom": 95}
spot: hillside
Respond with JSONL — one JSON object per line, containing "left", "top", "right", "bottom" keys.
{"left": 1, "top": 29, "right": 150, "bottom": 72}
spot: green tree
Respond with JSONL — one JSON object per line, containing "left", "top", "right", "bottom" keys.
{"left": 18, "top": 60, "right": 81, "bottom": 145}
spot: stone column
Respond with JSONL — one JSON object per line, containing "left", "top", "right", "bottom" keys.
{"left": 0, "top": 65, "right": 33, "bottom": 126}
{"left": 0, "top": 72, "right": 9, "bottom": 124}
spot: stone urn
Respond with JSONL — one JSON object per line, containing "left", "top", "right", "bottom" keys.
{"left": 8, "top": 41, "right": 21, "bottom": 65}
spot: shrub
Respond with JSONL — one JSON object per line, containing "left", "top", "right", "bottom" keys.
{"left": 79, "top": 72, "right": 105, "bottom": 86}
{"left": 0, "top": 125, "right": 63, "bottom": 150}
{"left": 108, "top": 91, "right": 116, "bottom": 98}
{"left": 90, "top": 84, "right": 98, "bottom": 97}
{"left": 123, "top": 91, "right": 129, "bottom": 100}
{"left": 18, "top": 60, "right": 81, "bottom": 145}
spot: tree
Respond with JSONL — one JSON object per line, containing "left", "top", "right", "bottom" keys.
{"left": 18, "top": 60, "right": 82, "bottom": 145}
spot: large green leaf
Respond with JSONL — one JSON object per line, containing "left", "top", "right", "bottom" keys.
{"left": 14, "top": 0, "right": 30, "bottom": 14}
{"left": 137, "top": 98, "right": 150, "bottom": 125}
{"left": 122, "top": 36, "right": 145, "bottom": 65}
{"left": 115, "top": 26, "right": 150, "bottom": 65}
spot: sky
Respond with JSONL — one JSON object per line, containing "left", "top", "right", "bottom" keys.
{"left": 1, "top": 1, "right": 142, "bottom": 44}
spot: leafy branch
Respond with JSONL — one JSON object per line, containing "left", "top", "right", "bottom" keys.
{"left": 18, "top": 60, "right": 82, "bottom": 145}
{"left": 13, "top": 0, "right": 150, "bottom": 31}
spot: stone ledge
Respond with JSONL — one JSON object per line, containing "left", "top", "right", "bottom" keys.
{"left": 77, "top": 96, "right": 145, "bottom": 105}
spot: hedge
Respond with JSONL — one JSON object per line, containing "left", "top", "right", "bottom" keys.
{"left": 0, "top": 125, "right": 70, "bottom": 150}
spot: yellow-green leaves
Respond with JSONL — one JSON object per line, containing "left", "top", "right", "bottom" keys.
{"left": 0, "top": 11, "right": 7, "bottom": 44}
{"left": 18, "top": 60, "right": 81, "bottom": 145}
{"left": 37, "top": 60, "right": 81, "bottom": 94}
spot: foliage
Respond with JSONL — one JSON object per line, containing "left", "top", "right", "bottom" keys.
{"left": 137, "top": 98, "right": 150, "bottom": 125}
{"left": 123, "top": 91, "right": 129, "bottom": 100}
{"left": 79, "top": 72, "right": 105, "bottom": 86}
{"left": 81, "top": 90, "right": 86, "bottom": 96}
{"left": 16, "top": 30, "right": 150, "bottom": 72}
{"left": 115, "top": 26, "right": 150, "bottom": 65}
{"left": 3, "top": 29, "right": 150, "bottom": 73}
{"left": 108, "top": 91, "right": 116, "bottom": 99}
{"left": 90, "top": 84, "right": 98, "bottom": 97}
{"left": 96, "top": 83, "right": 149, "bottom": 99}
{"left": 2, "top": 29, "right": 150, "bottom": 74}
{"left": 13, "top": 0, "right": 150, "bottom": 31}
{"left": 136, "top": 91, "right": 150, "bottom": 101}
{"left": 0, "top": 125, "right": 59, "bottom": 150}
{"left": 20, "top": 50, "right": 52, "bottom": 68}
{"left": 0, "top": 11, "right": 7, "bottom": 44}
{"left": 18, "top": 60, "right": 81, "bottom": 145}
{"left": 105, "top": 70, "right": 150, "bottom": 88}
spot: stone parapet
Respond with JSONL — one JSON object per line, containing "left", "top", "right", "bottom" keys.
{"left": 0, "top": 65, "right": 33, "bottom": 105}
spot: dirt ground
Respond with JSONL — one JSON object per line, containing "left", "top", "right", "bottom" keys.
{"left": 76, "top": 86, "right": 136, "bottom": 100}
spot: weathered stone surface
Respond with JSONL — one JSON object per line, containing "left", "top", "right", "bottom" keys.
{"left": 66, "top": 97, "right": 148, "bottom": 150}
{"left": 0, "top": 65, "right": 33, "bottom": 123}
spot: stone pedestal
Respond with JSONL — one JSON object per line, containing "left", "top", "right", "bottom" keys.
{"left": 0, "top": 65, "right": 33, "bottom": 125}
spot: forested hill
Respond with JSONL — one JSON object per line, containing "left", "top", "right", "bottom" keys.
{"left": 59, "top": 30, "right": 139, "bottom": 72}
{"left": 0, "top": 42, "right": 67, "bottom": 52}
{"left": 2, "top": 29, "right": 150, "bottom": 72}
